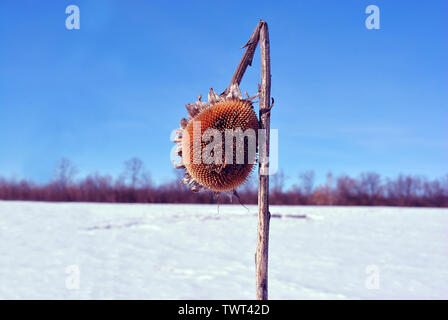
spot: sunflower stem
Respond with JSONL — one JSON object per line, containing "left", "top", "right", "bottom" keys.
{"left": 224, "top": 19, "right": 272, "bottom": 300}
{"left": 256, "top": 20, "right": 271, "bottom": 300}
{"left": 222, "top": 21, "right": 263, "bottom": 96}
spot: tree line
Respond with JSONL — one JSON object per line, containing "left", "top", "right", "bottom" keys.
{"left": 0, "top": 158, "right": 447, "bottom": 207}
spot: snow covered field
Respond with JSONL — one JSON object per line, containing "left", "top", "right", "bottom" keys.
{"left": 0, "top": 201, "right": 447, "bottom": 299}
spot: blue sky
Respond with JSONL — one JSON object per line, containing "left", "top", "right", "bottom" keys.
{"left": 0, "top": 0, "right": 447, "bottom": 186}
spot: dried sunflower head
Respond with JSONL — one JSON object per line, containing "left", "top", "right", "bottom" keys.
{"left": 172, "top": 84, "right": 259, "bottom": 193}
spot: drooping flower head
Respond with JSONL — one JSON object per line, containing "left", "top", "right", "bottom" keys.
{"left": 172, "top": 84, "right": 258, "bottom": 193}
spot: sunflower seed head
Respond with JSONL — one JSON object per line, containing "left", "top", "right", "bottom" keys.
{"left": 176, "top": 83, "right": 257, "bottom": 193}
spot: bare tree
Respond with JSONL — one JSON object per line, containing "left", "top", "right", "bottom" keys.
{"left": 141, "top": 171, "right": 153, "bottom": 189}
{"left": 359, "top": 173, "right": 381, "bottom": 196}
{"left": 299, "top": 170, "right": 315, "bottom": 196}
{"left": 53, "top": 158, "right": 78, "bottom": 189}
{"left": 358, "top": 172, "right": 382, "bottom": 204}
{"left": 124, "top": 157, "right": 144, "bottom": 188}
{"left": 336, "top": 175, "right": 358, "bottom": 205}
{"left": 271, "top": 169, "right": 285, "bottom": 195}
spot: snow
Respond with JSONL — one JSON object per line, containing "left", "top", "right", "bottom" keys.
{"left": 0, "top": 201, "right": 447, "bottom": 299}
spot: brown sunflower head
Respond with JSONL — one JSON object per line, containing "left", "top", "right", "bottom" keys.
{"left": 172, "top": 84, "right": 259, "bottom": 193}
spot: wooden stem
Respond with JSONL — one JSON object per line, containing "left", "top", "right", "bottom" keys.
{"left": 256, "top": 21, "right": 271, "bottom": 300}
{"left": 222, "top": 21, "right": 263, "bottom": 96}
{"left": 225, "top": 20, "right": 272, "bottom": 300}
